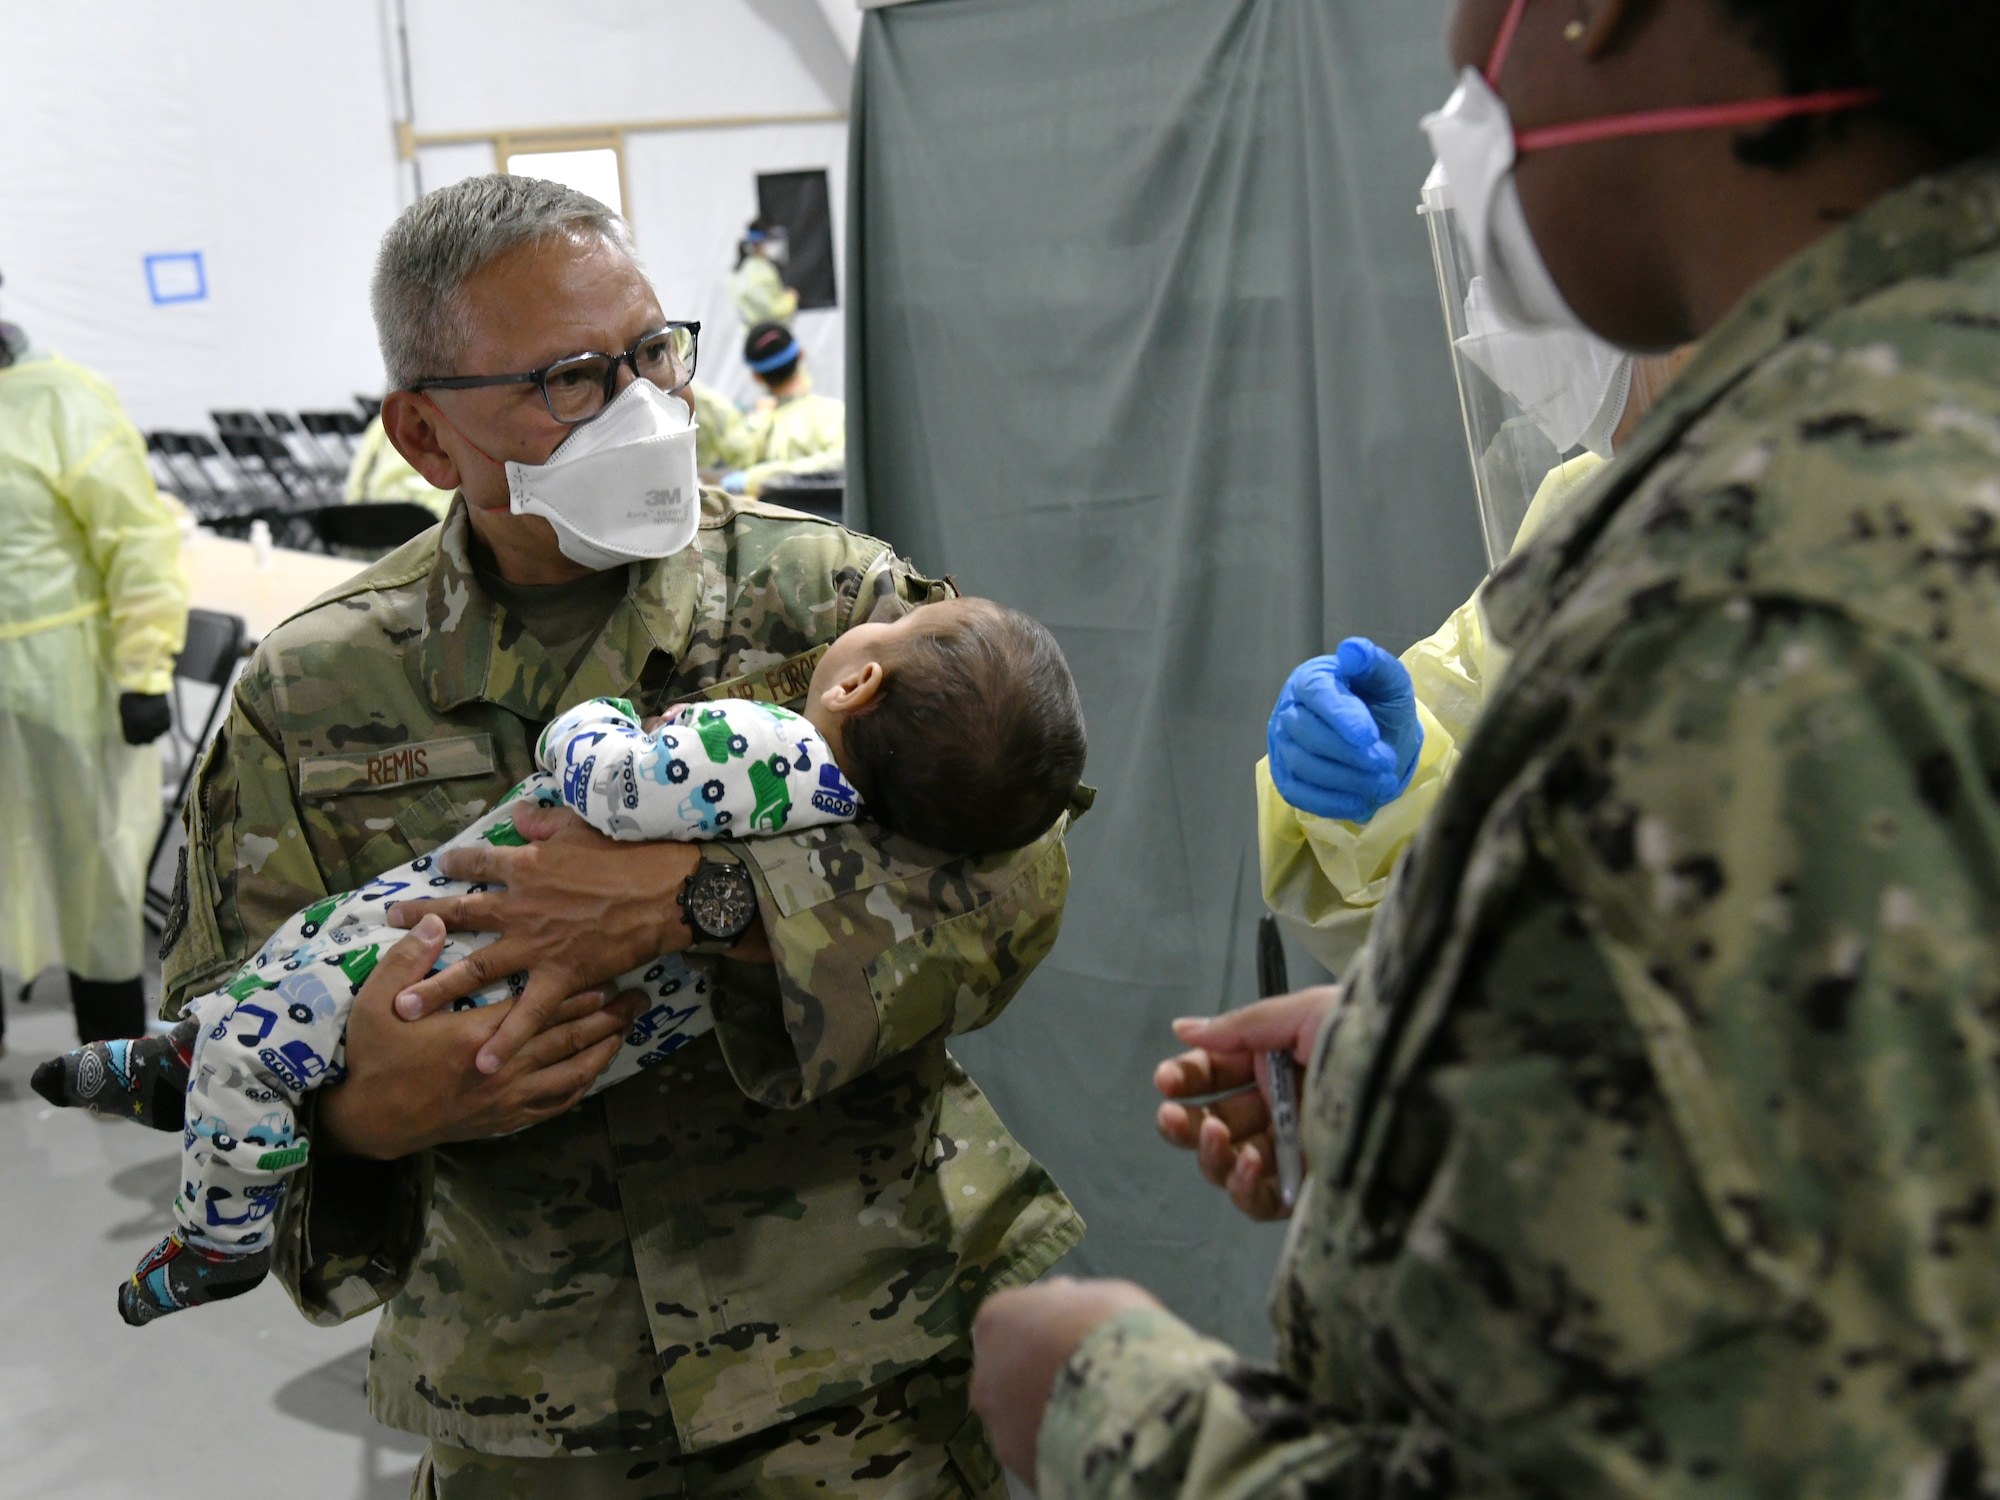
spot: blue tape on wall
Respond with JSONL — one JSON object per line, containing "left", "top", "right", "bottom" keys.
{"left": 144, "top": 252, "right": 207, "bottom": 305}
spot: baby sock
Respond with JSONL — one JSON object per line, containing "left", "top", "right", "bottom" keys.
{"left": 31, "top": 1017, "right": 198, "bottom": 1131}
{"left": 120, "top": 1233, "right": 271, "bottom": 1327}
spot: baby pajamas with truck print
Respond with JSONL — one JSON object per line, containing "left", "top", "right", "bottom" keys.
{"left": 45, "top": 696, "right": 862, "bottom": 1324}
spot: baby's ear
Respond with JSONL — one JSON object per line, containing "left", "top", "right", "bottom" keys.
{"left": 822, "top": 659, "right": 887, "bottom": 715}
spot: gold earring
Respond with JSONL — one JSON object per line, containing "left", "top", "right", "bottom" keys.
{"left": 1564, "top": 18, "right": 1587, "bottom": 41}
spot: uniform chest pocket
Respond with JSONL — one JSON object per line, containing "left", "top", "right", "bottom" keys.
{"left": 296, "top": 734, "right": 503, "bottom": 884}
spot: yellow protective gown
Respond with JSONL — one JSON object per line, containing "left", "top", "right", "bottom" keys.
{"left": 729, "top": 253, "right": 799, "bottom": 329}
{"left": 1259, "top": 454, "right": 1604, "bottom": 974}
{"left": 344, "top": 415, "right": 454, "bottom": 517}
{"left": 734, "top": 379, "right": 846, "bottom": 497}
{"left": 0, "top": 352, "right": 188, "bottom": 981}
{"left": 685, "top": 380, "right": 753, "bottom": 474}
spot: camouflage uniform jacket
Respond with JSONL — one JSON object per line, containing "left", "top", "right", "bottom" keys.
{"left": 1040, "top": 159, "right": 2000, "bottom": 1500}
{"left": 160, "top": 491, "right": 1083, "bottom": 1458}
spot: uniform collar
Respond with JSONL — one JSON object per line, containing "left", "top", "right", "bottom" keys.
{"left": 421, "top": 498, "right": 705, "bottom": 721}
{"left": 1483, "top": 152, "right": 2000, "bottom": 647}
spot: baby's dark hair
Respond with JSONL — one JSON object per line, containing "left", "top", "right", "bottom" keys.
{"left": 841, "top": 599, "right": 1085, "bottom": 854}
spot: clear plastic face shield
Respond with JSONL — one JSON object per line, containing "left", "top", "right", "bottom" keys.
{"left": 749, "top": 227, "right": 790, "bottom": 267}
{"left": 1420, "top": 161, "right": 1633, "bottom": 568}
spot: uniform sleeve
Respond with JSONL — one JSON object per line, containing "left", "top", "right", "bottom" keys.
{"left": 1040, "top": 1311, "right": 1399, "bottom": 1500}
{"left": 716, "top": 551, "right": 1073, "bottom": 1108}
{"left": 1044, "top": 601, "right": 2000, "bottom": 1500}
{"left": 161, "top": 659, "right": 427, "bottom": 1325}
{"left": 53, "top": 378, "right": 187, "bottom": 694}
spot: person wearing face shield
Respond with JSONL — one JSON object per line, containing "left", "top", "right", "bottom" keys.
{"left": 0, "top": 268, "right": 188, "bottom": 1056}
{"left": 1260, "top": 232, "right": 1693, "bottom": 975}
{"left": 153, "top": 175, "right": 1079, "bottom": 1498}
{"left": 972, "top": 1, "right": 2000, "bottom": 1494}
{"left": 729, "top": 216, "right": 799, "bottom": 329}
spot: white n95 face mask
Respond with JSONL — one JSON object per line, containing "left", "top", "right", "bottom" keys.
{"left": 1421, "top": 69, "right": 1581, "bottom": 334}
{"left": 506, "top": 378, "right": 700, "bottom": 572}
{"left": 1455, "top": 275, "right": 1633, "bottom": 457}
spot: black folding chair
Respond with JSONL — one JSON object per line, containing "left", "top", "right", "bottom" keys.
{"left": 150, "top": 433, "right": 254, "bottom": 521}
{"left": 262, "top": 411, "right": 340, "bottom": 480}
{"left": 144, "top": 609, "right": 248, "bottom": 928}
{"left": 354, "top": 394, "right": 383, "bottom": 421}
{"left": 218, "top": 430, "right": 307, "bottom": 503}
{"left": 146, "top": 432, "right": 212, "bottom": 506}
{"left": 298, "top": 410, "right": 367, "bottom": 470}
{"left": 307, "top": 502, "right": 439, "bottom": 552}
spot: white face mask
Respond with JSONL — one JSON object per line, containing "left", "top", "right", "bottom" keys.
{"left": 1422, "top": 68, "right": 1583, "bottom": 334}
{"left": 1455, "top": 274, "right": 1633, "bottom": 457}
{"left": 506, "top": 379, "right": 700, "bottom": 572}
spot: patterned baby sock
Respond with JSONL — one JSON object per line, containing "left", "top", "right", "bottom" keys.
{"left": 31, "top": 1017, "right": 198, "bottom": 1131}
{"left": 119, "top": 1233, "right": 272, "bottom": 1327}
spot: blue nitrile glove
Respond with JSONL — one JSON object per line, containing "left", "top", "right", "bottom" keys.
{"left": 1266, "top": 637, "right": 1424, "bottom": 823}
{"left": 721, "top": 469, "right": 749, "bottom": 495}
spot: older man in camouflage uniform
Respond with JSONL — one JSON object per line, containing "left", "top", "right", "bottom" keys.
{"left": 160, "top": 175, "right": 1081, "bottom": 1498}
{"left": 970, "top": 26, "right": 2000, "bottom": 1500}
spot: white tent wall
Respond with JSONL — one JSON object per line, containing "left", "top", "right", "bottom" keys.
{"left": 1, "top": 0, "right": 853, "bottom": 431}
{"left": 0, "top": 1, "right": 402, "bottom": 429}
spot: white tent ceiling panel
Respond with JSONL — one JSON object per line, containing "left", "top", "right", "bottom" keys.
{"left": 402, "top": 0, "right": 849, "bottom": 131}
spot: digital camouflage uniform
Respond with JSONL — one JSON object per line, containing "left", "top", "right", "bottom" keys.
{"left": 160, "top": 490, "right": 1083, "bottom": 1497}
{"left": 1040, "top": 159, "right": 2000, "bottom": 1500}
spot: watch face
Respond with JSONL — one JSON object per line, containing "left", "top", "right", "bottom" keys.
{"left": 690, "top": 864, "right": 757, "bottom": 941}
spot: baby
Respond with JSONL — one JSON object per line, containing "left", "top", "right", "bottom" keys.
{"left": 35, "top": 596, "right": 1086, "bottom": 1325}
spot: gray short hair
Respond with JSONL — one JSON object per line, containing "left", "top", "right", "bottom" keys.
{"left": 371, "top": 174, "right": 636, "bottom": 390}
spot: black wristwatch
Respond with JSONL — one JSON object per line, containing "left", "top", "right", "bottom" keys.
{"left": 679, "top": 856, "right": 759, "bottom": 945}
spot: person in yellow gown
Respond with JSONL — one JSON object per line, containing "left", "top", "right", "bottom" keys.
{"left": 728, "top": 219, "right": 799, "bottom": 329}
{"left": 1260, "top": 350, "right": 1690, "bottom": 973}
{"left": 344, "top": 413, "right": 454, "bottom": 516}
{"left": 719, "top": 322, "right": 845, "bottom": 499}
{"left": 0, "top": 309, "right": 188, "bottom": 1049}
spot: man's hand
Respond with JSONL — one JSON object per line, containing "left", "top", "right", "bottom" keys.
{"left": 318, "top": 914, "right": 645, "bottom": 1158}
{"left": 971, "top": 1278, "right": 1163, "bottom": 1480}
{"left": 1153, "top": 987, "right": 1339, "bottom": 1221}
{"left": 387, "top": 803, "right": 702, "bottom": 1075}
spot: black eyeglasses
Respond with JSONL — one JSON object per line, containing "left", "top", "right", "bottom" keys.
{"left": 410, "top": 322, "right": 701, "bottom": 425}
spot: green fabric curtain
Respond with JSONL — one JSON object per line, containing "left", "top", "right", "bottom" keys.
{"left": 846, "top": 0, "right": 1486, "bottom": 1349}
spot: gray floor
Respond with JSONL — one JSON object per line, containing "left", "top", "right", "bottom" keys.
{"left": 0, "top": 973, "right": 422, "bottom": 1500}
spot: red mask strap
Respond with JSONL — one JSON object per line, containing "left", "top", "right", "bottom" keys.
{"left": 1515, "top": 87, "right": 1882, "bottom": 153}
{"left": 1481, "top": 0, "right": 1881, "bottom": 156}
{"left": 416, "top": 393, "right": 507, "bottom": 472}
{"left": 1484, "top": 0, "right": 1534, "bottom": 84}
